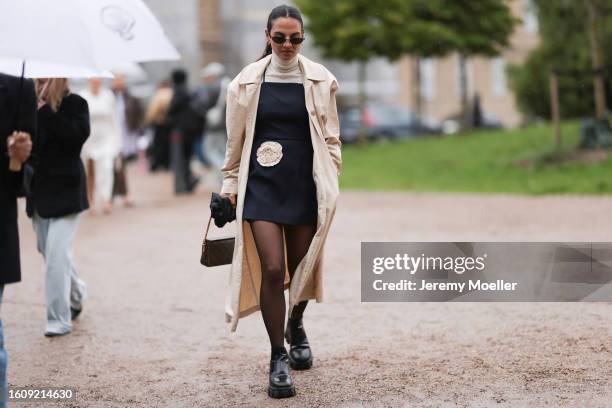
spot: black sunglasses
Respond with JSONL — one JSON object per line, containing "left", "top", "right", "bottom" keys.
{"left": 270, "top": 35, "right": 305, "bottom": 45}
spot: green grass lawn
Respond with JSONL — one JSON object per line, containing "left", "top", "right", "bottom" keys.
{"left": 340, "top": 121, "right": 612, "bottom": 195}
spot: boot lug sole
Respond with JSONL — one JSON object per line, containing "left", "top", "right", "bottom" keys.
{"left": 268, "top": 385, "right": 296, "bottom": 398}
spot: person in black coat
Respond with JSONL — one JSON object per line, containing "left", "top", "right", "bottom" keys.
{"left": 0, "top": 72, "right": 37, "bottom": 407}
{"left": 26, "top": 78, "right": 90, "bottom": 337}
{"left": 0, "top": 73, "right": 36, "bottom": 284}
{"left": 167, "top": 69, "right": 202, "bottom": 194}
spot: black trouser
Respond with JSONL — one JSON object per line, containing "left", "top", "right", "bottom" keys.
{"left": 150, "top": 124, "right": 170, "bottom": 171}
{"left": 171, "top": 130, "right": 198, "bottom": 194}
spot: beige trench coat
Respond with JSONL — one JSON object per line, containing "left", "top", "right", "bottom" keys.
{"left": 220, "top": 54, "right": 342, "bottom": 332}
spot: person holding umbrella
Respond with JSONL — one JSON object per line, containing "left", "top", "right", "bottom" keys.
{"left": 26, "top": 78, "right": 90, "bottom": 337}
{"left": 0, "top": 72, "right": 37, "bottom": 407}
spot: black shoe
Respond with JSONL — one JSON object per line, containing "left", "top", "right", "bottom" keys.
{"left": 71, "top": 307, "right": 82, "bottom": 321}
{"left": 285, "top": 318, "right": 313, "bottom": 370}
{"left": 268, "top": 347, "right": 296, "bottom": 399}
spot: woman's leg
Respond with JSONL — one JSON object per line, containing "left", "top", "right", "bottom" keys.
{"left": 68, "top": 214, "right": 87, "bottom": 314}
{"left": 42, "top": 214, "right": 80, "bottom": 335}
{"left": 283, "top": 224, "right": 316, "bottom": 370}
{"left": 284, "top": 224, "right": 317, "bottom": 320}
{"left": 251, "top": 220, "right": 296, "bottom": 398}
{"left": 0, "top": 286, "right": 7, "bottom": 408}
{"left": 249, "top": 220, "right": 286, "bottom": 348}
{"left": 94, "top": 156, "right": 114, "bottom": 213}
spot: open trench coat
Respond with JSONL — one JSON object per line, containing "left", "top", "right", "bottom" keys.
{"left": 220, "top": 54, "right": 342, "bottom": 332}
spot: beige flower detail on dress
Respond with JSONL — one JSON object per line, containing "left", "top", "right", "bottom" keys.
{"left": 256, "top": 141, "right": 283, "bottom": 167}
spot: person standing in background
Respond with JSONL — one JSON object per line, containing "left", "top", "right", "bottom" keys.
{"left": 81, "top": 78, "right": 120, "bottom": 214}
{"left": 26, "top": 78, "right": 90, "bottom": 337}
{"left": 200, "top": 62, "right": 230, "bottom": 188}
{"left": 191, "top": 64, "right": 224, "bottom": 170}
{"left": 0, "top": 72, "right": 37, "bottom": 408}
{"left": 167, "top": 69, "right": 202, "bottom": 194}
{"left": 144, "top": 80, "right": 173, "bottom": 172}
{"left": 111, "top": 73, "right": 143, "bottom": 207}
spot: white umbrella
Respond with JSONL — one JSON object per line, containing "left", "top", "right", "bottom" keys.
{"left": 0, "top": 58, "right": 112, "bottom": 78}
{"left": 108, "top": 61, "right": 148, "bottom": 81}
{"left": 0, "top": 0, "right": 180, "bottom": 76}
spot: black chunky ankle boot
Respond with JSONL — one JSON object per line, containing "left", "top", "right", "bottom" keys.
{"left": 284, "top": 318, "right": 313, "bottom": 370}
{"left": 268, "top": 346, "right": 296, "bottom": 398}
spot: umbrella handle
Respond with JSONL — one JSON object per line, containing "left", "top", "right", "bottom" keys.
{"left": 14, "top": 61, "right": 25, "bottom": 131}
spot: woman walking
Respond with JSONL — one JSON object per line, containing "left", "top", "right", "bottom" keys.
{"left": 81, "top": 78, "right": 120, "bottom": 214}
{"left": 219, "top": 4, "right": 342, "bottom": 399}
{"left": 111, "top": 73, "right": 143, "bottom": 207}
{"left": 26, "top": 78, "right": 90, "bottom": 337}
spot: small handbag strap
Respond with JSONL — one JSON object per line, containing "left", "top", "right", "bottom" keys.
{"left": 204, "top": 215, "right": 213, "bottom": 240}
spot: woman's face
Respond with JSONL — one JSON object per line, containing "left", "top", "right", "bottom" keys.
{"left": 266, "top": 17, "right": 303, "bottom": 61}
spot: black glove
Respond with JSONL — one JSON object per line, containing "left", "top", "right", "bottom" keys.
{"left": 210, "top": 192, "right": 236, "bottom": 228}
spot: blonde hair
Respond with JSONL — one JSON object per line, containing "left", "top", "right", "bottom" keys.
{"left": 35, "top": 78, "right": 69, "bottom": 112}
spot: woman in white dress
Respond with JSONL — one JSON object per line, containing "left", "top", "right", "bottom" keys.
{"left": 81, "top": 78, "right": 121, "bottom": 214}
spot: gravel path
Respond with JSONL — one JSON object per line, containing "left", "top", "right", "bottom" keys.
{"left": 5, "top": 167, "right": 612, "bottom": 407}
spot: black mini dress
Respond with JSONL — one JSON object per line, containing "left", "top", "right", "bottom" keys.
{"left": 242, "top": 70, "right": 318, "bottom": 226}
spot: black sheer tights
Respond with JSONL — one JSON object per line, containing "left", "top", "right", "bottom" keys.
{"left": 248, "top": 220, "right": 316, "bottom": 349}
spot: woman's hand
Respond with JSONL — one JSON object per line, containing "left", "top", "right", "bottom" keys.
{"left": 7, "top": 131, "right": 32, "bottom": 171}
{"left": 220, "top": 192, "right": 237, "bottom": 207}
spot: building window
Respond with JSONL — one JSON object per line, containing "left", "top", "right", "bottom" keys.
{"left": 524, "top": 0, "right": 538, "bottom": 34}
{"left": 491, "top": 57, "right": 507, "bottom": 98}
{"left": 419, "top": 58, "right": 436, "bottom": 102}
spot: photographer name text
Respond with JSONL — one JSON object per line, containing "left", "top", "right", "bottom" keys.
{"left": 371, "top": 253, "right": 518, "bottom": 292}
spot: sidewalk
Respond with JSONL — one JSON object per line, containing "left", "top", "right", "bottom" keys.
{"left": 5, "top": 166, "right": 612, "bottom": 407}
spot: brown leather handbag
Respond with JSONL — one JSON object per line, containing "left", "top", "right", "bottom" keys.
{"left": 200, "top": 216, "right": 235, "bottom": 267}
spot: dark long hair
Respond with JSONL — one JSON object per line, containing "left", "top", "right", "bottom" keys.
{"left": 257, "top": 5, "right": 304, "bottom": 61}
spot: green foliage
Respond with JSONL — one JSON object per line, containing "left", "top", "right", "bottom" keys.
{"left": 509, "top": 0, "right": 612, "bottom": 119}
{"left": 412, "top": 0, "right": 517, "bottom": 56}
{"left": 294, "top": 0, "right": 516, "bottom": 61}
{"left": 339, "top": 122, "right": 612, "bottom": 195}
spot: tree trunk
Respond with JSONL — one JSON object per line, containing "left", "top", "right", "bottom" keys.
{"left": 413, "top": 57, "right": 422, "bottom": 121}
{"left": 458, "top": 53, "right": 472, "bottom": 132}
{"left": 550, "top": 72, "right": 562, "bottom": 148}
{"left": 585, "top": 0, "right": 606, "bottom": 120}
{"left": 358, "top": 61, "right": 368, "bottom": 144}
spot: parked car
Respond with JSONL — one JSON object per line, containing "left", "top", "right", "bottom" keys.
{"left": 441, "top": 110, "right": 503, "bottom": 135}
{"left": 338, "top": 101, "right": 440, "bottom": 144}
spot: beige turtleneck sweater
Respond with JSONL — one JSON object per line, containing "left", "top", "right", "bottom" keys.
{"left": 264, "top": 53, "right": 303, "bottom": 83}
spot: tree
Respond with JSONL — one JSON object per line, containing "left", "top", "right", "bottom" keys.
{"left": 295, "top": 0, "right": 456, "bottom": 141}
{"left": 584, "top": 0, "right": 606, "bottom": 119}
{"left": 296, "top": 0, "right": 515, "bottom": 136}
{"left": 411, "top": 0, "right": 516, "bottom": 130}
{"left": 509, "top": 0, "right": 612, "bottom": 120}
